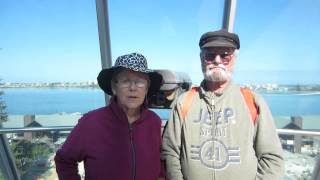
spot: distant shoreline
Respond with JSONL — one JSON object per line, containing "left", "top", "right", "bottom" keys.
{"left": 1, "top": 86, "right": 100, "bottom": 89}
{"left": 0, "top": 82, "right": 320, "bottom": 95}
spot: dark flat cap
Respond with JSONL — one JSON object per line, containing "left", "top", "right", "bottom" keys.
{"left": 199, "top": 29, "right": 240, "bottom": 49}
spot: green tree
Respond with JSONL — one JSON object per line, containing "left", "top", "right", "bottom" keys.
{"left": 10, "top": 139, "right": 53, "bottom": 176}
{"left": 0, "top": 79, "right": 8, "bottom": 125}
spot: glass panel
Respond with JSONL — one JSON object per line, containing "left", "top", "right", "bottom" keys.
{"left": 235, "top": 1, "right": 320, "bottom": 179}
{"left": 108, "top": 0, "right": 225, "bottom": 84}
{"left": 3, "top": 0, "right": 318, "bottom": 179}
{"left": 1, "top": 0, "right": 102, "bottom": 179}
{"left": 0, "top": 0, "right": 104, "bottom": 117}
{"left": 279, "top": 134, "right": 320, "bottom": 179}
{"left": 6, "top": 130, "right": 76, "bottom": 179}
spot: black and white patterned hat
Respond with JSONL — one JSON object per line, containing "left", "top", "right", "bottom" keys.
{"left": 97, "top": 52, "right": 163, "bottom": 96}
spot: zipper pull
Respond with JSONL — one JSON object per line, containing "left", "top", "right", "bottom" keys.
{"left": 211, "top": 98, "right": 215, "bottom": 108}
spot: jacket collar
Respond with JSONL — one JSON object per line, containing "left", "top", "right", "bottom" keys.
{"left": 199, "top": 80, "right": 235, "bottom": 100}
{"left": 109, "top": 98, "right": 148, "bottom": 125}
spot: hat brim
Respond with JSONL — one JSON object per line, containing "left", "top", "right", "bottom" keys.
{"left": 97, "top": 67, "right": 163, "bottom": 97}
{"left": 97, "top": 67, "right": 120, "bottom": 95}
{"left": 201, "top": 41, "right": 238, "bottom": 49}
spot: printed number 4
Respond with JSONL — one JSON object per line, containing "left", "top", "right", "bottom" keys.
{"left": 205, "top": 147, "right": 220, "bottom": 161}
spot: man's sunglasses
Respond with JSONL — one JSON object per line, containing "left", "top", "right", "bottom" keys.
{"left": 204, "top": 51, "right": 234, "bottom": 63}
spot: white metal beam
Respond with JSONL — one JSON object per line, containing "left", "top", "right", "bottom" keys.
{"left": 222, "top": 0, "right": 237, "bottom": 32}
{"left": 95, "top": 0, "right": 112, "bottom": 103}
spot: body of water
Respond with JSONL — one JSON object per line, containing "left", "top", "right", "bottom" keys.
{"left": 1, "top": 88, "right": 105, "bottom": 115}
{"left": 1, "top": 88, "right": 320, "bottom": 116}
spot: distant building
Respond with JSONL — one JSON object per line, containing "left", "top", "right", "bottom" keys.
{"left": 3, "top": 114, "right": 81, "bottom": 144}
{"left": 280, "top": 116, "right": 316, "bottom": 154}
{"left": 23, "top": 115, "right": 50, "bottom": 141}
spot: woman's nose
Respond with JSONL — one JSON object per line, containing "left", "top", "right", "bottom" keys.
{"left": 128, "top": 81, "right": 138, "bottom": 90}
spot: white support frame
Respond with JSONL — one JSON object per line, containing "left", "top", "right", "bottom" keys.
{"left": 95, "top": 0, "right": 113, "bottom": 104}
{"left": 222, "top": 0, "right": 237, "bottom": 32}
{"left": 0, "top": 134, "right": 20, "bottom": 180}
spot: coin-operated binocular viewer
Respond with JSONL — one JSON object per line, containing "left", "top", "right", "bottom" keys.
{"left": 148, "top": 69, "right": 192, "bottom": 109}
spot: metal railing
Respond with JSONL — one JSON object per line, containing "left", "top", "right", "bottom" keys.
{"left": 0, "top": 126, "right": 73, "bottom": 134}
{"left": 1, "top": 126, "right": 320, "bottom": 136}
{"left": 1, "top": 124, "right": 319, "bottom": 142}
{"left": 276, "top": 129, "right": 320, "bottom": 136}
{"left": 0, "top": 126, "right": 320, "bottom": 180}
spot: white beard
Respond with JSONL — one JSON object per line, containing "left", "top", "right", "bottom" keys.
{"left": 204, "top": 65, "right": 231, "bottom": 83}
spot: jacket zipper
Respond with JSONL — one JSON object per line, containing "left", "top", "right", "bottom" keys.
{"left": 211, "top": 97, "right": 216, "bottom": 180}
{"left": 129, "top": 124, "right": 136, "bottom": 180}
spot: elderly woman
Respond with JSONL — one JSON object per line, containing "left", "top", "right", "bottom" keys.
{"left": 54, "top": 52, "right": 164, "bottom": 180}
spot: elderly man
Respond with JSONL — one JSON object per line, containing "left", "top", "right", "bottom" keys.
{"left": 162, "top": 29, "right": 284, "bottom": 180}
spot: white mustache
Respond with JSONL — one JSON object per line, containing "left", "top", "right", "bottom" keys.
{"left": 207, "top": 64, "right": 226, "bottom": 71}
{"left": 204, "top": 64, "right": 230, "bottom": 83}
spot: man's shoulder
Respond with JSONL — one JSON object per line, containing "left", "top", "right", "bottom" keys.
{"left": 246, "top": 90, "right": 265, "bottom": 105}
{"left": 175, "top": 87, "right": 200, "bottom": 105}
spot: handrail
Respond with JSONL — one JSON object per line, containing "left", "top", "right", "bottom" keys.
{"left": 0, "top": 126, "right": 73, "bottom": 134}
{"left": 1, "top": 126, "right": 320, "bottom": 136}
{"left": 276, "top": 129, "right": 320, "bottom": 136}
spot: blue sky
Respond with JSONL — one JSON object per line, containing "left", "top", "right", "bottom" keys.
{"left": 1, "top": 0, "right": 319, "bottom": 85}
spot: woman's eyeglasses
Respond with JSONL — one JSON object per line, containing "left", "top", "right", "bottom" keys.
{"left": 116, "top": 79, "right": 147, "bottom": 88}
